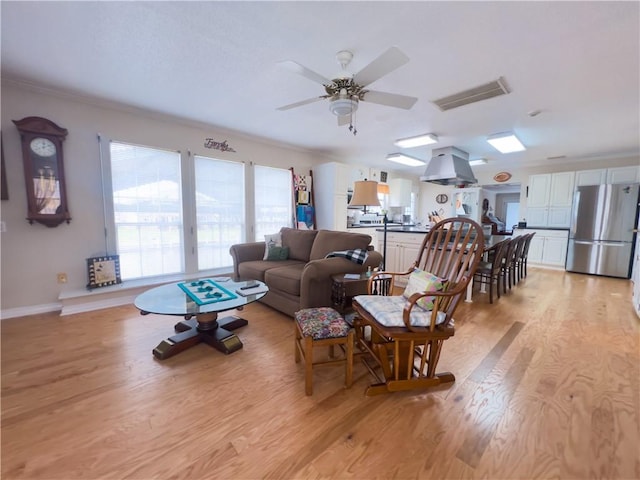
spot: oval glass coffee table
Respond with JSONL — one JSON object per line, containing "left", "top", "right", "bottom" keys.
{"left": 134, "top": 279, "right": 268, "bottom": 360}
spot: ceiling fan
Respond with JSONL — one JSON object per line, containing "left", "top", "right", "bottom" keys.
{"left": 276, "top": 47, "right": 418, "bottom": 134}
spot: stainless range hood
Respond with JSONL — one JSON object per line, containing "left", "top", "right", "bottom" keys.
{"left": 420, "top": 146, "right": 478, "bottom": 186}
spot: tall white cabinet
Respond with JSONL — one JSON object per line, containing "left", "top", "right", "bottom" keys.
{"left": 313, "top": 162, "right": 349, "bottom": 231}
{"left": 526, "top": 172, "right": 575, "bottom": 227}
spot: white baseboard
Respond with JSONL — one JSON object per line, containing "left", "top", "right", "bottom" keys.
{"left": 2, "top": 270, "right": 234, "bottom": 320}
{"left": 1, "top": 303, "right": 62, "bottom": 320}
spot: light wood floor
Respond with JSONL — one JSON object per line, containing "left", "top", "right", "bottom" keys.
{"left": 2, "top": 268, "right": 639, "bottom": 479}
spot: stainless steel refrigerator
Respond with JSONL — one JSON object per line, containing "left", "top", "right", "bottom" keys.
{"left": 566, "top": 183, "right": 639, "bottom": 278}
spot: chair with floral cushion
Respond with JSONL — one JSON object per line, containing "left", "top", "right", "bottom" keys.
{"left": 352, "top": 218, "right": 485, "bottom": 396}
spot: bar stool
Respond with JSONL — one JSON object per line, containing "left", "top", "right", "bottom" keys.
{"left": 294, "top": 307, "right": 354, "bottom": 396}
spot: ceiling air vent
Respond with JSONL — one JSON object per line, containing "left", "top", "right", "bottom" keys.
{"left": 432, "top": 77, "right": 510, "bottom": 111}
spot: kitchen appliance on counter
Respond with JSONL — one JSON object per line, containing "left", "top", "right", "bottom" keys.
{"left": 357, "top": 213, "right": 384, "bottom": 225}
{"left": 566, "top": 183, "right": 639, "bottom": 278}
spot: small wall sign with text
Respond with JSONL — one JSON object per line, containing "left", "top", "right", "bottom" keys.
{"left": 493, "top": 172, "right": 512, "bottom": 182}
{"left": 204, "top": 138, "right": 236, "bottom": 153}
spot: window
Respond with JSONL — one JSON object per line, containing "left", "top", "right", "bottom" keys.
{"left": 194, "top": 155, "right": 245, "bottom": 270}
{"left": 109, "top": 142, "right": 183, "bottom": 280}
{"left": 254, "top": 165, "right": 293, "bottom": 240}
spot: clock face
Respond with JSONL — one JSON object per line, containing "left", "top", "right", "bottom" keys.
{"left": 30, "top": 137, "right": 57, "bottom": 157}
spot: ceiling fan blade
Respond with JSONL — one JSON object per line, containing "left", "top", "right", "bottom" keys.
{"left": 276, "top": 96, "right": 325, "bottom": 111}
{"left": 277, "top": 60, "right": 331, "bottom": 85}
{"left": 353, "top": 47, "right": 410, "bottom": 87}
{"left": 362, "top": 90, "right": 418, "bottom": 110}
{"left": 337, "top": 115, "right": 351, "bottom": 126}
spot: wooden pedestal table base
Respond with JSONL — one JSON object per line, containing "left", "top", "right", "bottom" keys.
{"left": 150, "top": 311, "right": 248, "bottom": 360}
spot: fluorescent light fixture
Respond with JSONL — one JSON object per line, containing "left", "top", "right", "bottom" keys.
{"left": 386, "top": 153, "right": 426, "bottom": 167}
{"left": 394, "top": 133, "right": 438, "bottom": 149}
{"left": 487, "top": 132, "right": 526, "bottom": 153}
{"left": 469, "top": 158, "right": 488, "bottom": 166}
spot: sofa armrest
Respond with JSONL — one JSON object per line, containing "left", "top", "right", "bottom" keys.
{"left": 229, "top": 242, "right": 265, "bottom": 280}
{"left": 299, "top": 250, "right": 383, "bottom": 309}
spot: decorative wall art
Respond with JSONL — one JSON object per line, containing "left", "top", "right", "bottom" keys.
{"left": 204, "top": 138, "right": 236, "bottom": 153}
{"left": 493, "top": 171, "right": 512, "bottom": 182}
{"left": 86, "top": 255, "right": 122, "bottom": 290}
{"left": 13, "top": 116, "right": 71, "bottom": 227}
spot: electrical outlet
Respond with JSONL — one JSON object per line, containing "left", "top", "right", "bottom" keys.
{"left": 57, "top": 273, "right": 68, "bottom": 284}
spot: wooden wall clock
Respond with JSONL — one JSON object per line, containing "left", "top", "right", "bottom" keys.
{"left": 13, "top": 116, "right": 71, "bottom": 227}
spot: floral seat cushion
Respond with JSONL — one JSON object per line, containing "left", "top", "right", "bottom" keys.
{"left": 353, "top": 295, "right": 447, "bottom": 327}
{"left": 295, "top": 307, "right": 350, "bottom": 339}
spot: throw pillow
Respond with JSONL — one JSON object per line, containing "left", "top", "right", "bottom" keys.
{"left": 402, "top": 269, "right": 448, "bottom": 311}
{"left": 266, "top": 246, "right": 289, "bottom": 261}
{"left": 263, "top": 232, "right": 282, "bottom": 260}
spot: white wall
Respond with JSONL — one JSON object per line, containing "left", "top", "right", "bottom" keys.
{"left": 1, "top": 81, "right": 329, "bottom": 315}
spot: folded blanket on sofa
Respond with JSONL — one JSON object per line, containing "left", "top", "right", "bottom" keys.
{"left": 325, "top": 248, "right": 369, "bottom": 265}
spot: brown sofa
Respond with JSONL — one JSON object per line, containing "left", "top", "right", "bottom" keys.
{"left": 229, "top": 227, "right": 383, "bottom": 317}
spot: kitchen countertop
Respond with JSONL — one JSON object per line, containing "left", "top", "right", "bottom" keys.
{"left": 348, "top": 223, "right": 404, "bottom": 229}
{"left": 376, "top": 226, "right": 430, "bottom": 234}
{"left": 516, "top": 226, "right": 570, "bottom": 231}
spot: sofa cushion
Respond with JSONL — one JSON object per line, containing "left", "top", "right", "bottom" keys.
{"left": 266, "top": 246, "right": 289, "bottom": 261}
{"left": 309, "top": 230, "right": 372, "bottom": 260}
{"left": 238, "top": 259, "right": 304, "bottom": 282}
{"left": 280, "top": 227, "right": 318, "bottom": 262}
{"left": 264, "top": 263, "right": 306, "bottom": 297}
{"left": 263, "top": 232, "right": 283, "bottom": 260}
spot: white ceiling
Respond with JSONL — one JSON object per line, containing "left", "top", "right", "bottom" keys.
{"left": 2, "top": 1, "right": 639, "bottom": 175}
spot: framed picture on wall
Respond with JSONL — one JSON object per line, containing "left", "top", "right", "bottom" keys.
{"left": 86, "top": 255, "right": 122, "bottom": 290}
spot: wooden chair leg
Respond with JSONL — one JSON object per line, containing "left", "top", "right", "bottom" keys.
{"left": 489, "top": 275, "right": 494, "bottom": 304}
{"left": 304, "top": 336, "right": 314, "bottom": 395}
{"left": 294, "top": 324, "right": 301, "bottom": 364}
{"left": 345, "top": 330, "right": 354, "bottom": 388}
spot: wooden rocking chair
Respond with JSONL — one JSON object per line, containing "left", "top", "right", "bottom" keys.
{"left": 352, "top": 218, "right": 485, "bottom": 396}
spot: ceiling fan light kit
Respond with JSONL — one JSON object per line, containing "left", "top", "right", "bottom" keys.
{"left": 487, "top": 132, "right": 526, "bottom": 153}
{"left": 394, "top": 133, "right": 438, "bottom": 148}
{"left": 329, "top": 97, "right": 358, "bottom": 116}
{"left": 277, "top": 47, "right": 418, "bottom": 135}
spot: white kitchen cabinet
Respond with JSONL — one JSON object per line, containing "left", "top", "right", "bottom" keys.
{"left": 378, "top": 231, "right": 427, "bottom": 286}
{"left": 389, "top": 178, "right": 413, "bottom": 207}
{"left": 313, "top": 162, "right": 350, "bottom": 231}
{"left": 607, "top": 165, "right": 640, "bottom": 184}
{"left": 515, "top": 228, "right": 569, "bottom": 268}
{"left": 575, "top": 169, "right": 607, "bottom": 186}
{"left": 527, "top": 174, "right": 552, "bottom": 207}
{"left": 575, "top": 166, "right": 640, "bottom": 186}
{"left": 526, "top": 172, "right": 574, "bottom": 227}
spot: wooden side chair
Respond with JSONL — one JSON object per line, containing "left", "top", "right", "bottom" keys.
{"left": 352, "top": 218, "right": 485, "bottom": 396}
{"left": 500, "top": 235, "right": 521, "bottom": 291}
{"left": 474, "top": 238, "right": 511, "bottom": 303}
{"left": 517, "top": 233, "right": 535, "bottom": 279}
{"left": 512, "top": 235, "right": 528, "bottom": 284}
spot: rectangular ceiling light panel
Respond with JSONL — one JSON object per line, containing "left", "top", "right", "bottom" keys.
{"left": 432, "top": 77, "right": 510, "bottom": 111}
{"left": 487, "top": 132, "right": 526, "bottom": 153}
{"left": 387, "top": 153, "right": 426, "bottom": 167}
{"left": 469, "top": 158, "right": 488, "bottom": 166}
{"left": 394, "top": 133, "right": 438, "bottom": 148}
